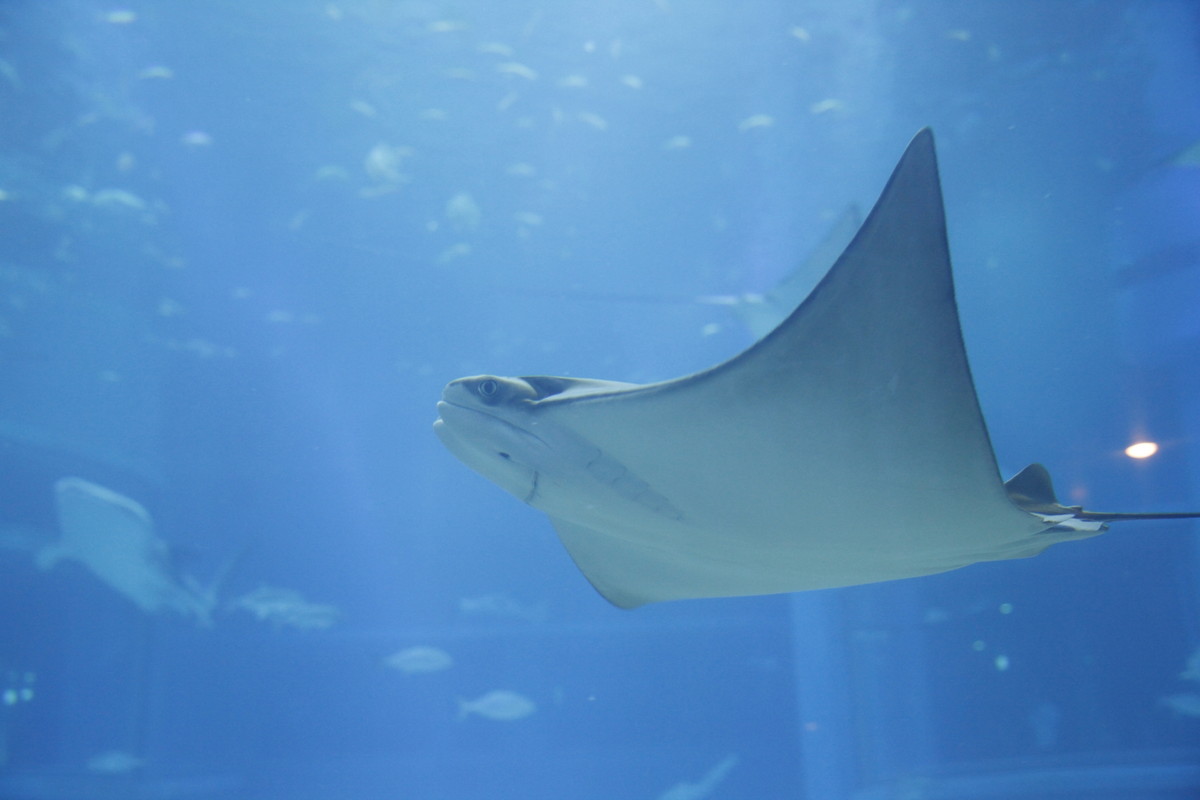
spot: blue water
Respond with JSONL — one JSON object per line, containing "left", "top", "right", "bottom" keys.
{"left": 1, "top": 1, "right": 1198, "bottom": 798}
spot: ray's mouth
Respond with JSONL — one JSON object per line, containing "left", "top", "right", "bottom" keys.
{"left": 435, "top": 399, "right": 491, "bottom": 424}
{"left": 434, "top": 400, "right": 549, "bottom": 453}
{"left": 434, "top": 399, "right": 521, "bottom": 439}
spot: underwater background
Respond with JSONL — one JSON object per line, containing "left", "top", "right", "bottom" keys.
{"left": 0, "top": 1, "right": 1198, "bottom": 798}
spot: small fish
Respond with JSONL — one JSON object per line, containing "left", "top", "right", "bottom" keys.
{"left": 1180, "top": 646, "right": 1200, "bottom": 681}
{"left": 0, "top": 671, "right": 35, "bottom": 707}
{"left": 557, "top": 74, "right": 588, "bottom": 88}
{"left": 180, "top": 130, "right": 213, "bottom": 147}
{"left": 90, "top": 188, "right": 146, "bottom": 211}
{"left": 620, "top": 74, "right": 643, "bottom": 89}
{"left": 737, "top": 114, "right": 774, "bottom": 131}
{"left": 437, "top": 242, "right": 472, "bottom": 264}
{"left": 230, "top": 585, "right": 339, "bottom": 630}
{"left": 663, "top": 135, "right": 692, "bottom": 150}
{"left": 457, "top": 592, "right": 546, "bottom": 623}
{"left": 161, "top": 337, "right": 236, "bottom": 359}
{"left": 497, "top": 62, "right": 538, "bottom": 81}
{"left": 445, "top": 192, "right": 481, "bottom": 229}
{"left": 156, "top": 298, "right": 185, "bottom": 317}
{"left": 137, "top": 65, "right": 174, "bottom": 80}
{"left": 478, "top": 42, "right": 514, "bottom": 57}
{"left": 1171, "top": 140, "right": 1200, "bottom": 168}
{"left": 427, "top": 20, "right": 465, "bottom": 34}
{"left": 314, "top": 164, "right": 350, "bottom": 181}
{"left": 458, "top": 690, "right": 536, "bottom": 721}
{"left": 384, "top": 646, "right": 453, "bottom": 674}
{"left": 1159, "top": 692, "right": 1200, "bottom": 717}
{"left": 103, "top": 10, "right": 137, "bottom": 25}
{"left": 810, "top": 98, "right": 845, "bottom": 115}
{"left": 497, "top": 91, "right": 520, "bottom": 112}
{"left": 658, "top": 754, "right": 738, "bottom": 800}
{"left": 363, "top": 142, "right": 413, "bottom": 184}
{"left": 87, "top": 750, "right": 144, "bottom": 774}
{"left": 0, "top": 58, "right": 21, "bottom": 89}
{"left": 577, "top": 112, "right": 608, "bottom": 130}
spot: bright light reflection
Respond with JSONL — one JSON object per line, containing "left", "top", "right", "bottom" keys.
{"left": 1125, "top": 441, "right": 1159, "bottom": 459}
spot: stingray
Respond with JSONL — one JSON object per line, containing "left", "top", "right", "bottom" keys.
{"left": 434, "top": 129, "right": 1200, "bottom": 608}
{"left": 37, "top": 477, "right": 216, "bottom": 623}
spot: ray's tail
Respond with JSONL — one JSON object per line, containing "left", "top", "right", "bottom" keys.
{"left": 1005, "top": 463, "right": 1200, "bottom": 523}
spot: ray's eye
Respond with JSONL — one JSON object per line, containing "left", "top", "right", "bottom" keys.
{"left": 477, "top": 378, "right": 500, "bottom": 401}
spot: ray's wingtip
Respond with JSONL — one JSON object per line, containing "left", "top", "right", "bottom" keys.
{"left": 907, "top": 126, "right": 936, "bottom": 155}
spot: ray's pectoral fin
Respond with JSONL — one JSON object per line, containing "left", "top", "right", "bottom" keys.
{"left": 549, "top": 515, "right": 726, "bottom": 610}
{"left": 549, "top": 516, "right": 648, "bottom": 610}
{"left": 1006, "top": 462, "right": 1200, "bottom": 530}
